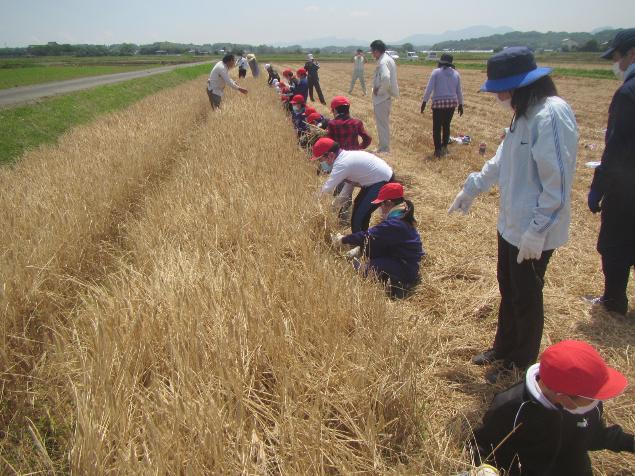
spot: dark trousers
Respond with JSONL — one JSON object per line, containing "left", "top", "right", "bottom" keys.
{"left": 238, "top": 68, "right": 247, "bottom": 78}
{"left": 351, "top": 181, "right": 387, "bottom": 232}
{"left": 206, "top": 89, "right": 221, "bottom": 109}
{"left": 308, "top": 76, "right": 325, "bottom": 104}
{"left": 493, "top": 234, "right": 554, "bottom": 368}
{"left": 601, "top": 246, "right": 635, "bottom": 315}
{"left": 432, "top": 107, "right": 455, "bottom": 152}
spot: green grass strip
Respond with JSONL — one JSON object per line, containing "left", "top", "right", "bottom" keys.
{"left": 0, "top": 63, "right": 210, "bottom": 163}
{"left": 0, "top": 65, "right": 165, "bottom": 89}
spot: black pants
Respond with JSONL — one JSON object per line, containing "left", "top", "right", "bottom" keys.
{"left": 493, "top": 234, "right": 554, "bottom": 368}
{"left": 601, "top": 246, "right": 635, "bottom": 315}
{"left": 308, "top": 76, "right": 325, "bottom": 104}
{"left": 238, "top": 68, "right": 247, "bottom": 78}
{"left": 432, "top": 107, "right": 455, "bottom": 152}
{"left": 206, "top": 89, "right": 221, "bottom": 109}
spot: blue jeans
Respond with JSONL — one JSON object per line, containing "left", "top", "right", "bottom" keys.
{"left": 351, "top": 181, "right": 387, "bottom": 232}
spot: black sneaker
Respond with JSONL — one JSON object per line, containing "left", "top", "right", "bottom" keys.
{"left": 471, "top": 349, "right": 497, "bottom": 365}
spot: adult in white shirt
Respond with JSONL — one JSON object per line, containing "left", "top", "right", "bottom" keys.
{"left": 448, "top": 47, "right": 579, "bottom": 383}
{"left": 349, "top": 49, "right": 367, "bottom": 95}
{"left": 236, "top": 53, "right": 248, "bottom": 78}
{"left": 370, "top": 40, "right": 399, "bottom": 153}
{"left": 312, "top": 137, "right": 394, "bottom": 232}
{"left": 207, "top": 54, "right": 248, "bottom": 110}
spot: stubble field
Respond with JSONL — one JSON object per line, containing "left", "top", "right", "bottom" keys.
{"left": 0, "top": 61, "right": 633, "bottom": 474}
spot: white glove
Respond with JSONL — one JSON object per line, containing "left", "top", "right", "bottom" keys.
{"left": 448, "top": 190, "right": 475, "bottom": 215}
{"left": 331, "top": 233, "right": 344, "bottom": 247}
{"left": 516, "top": 229, "right": 546, "bottom": 264}
{"left": 346, "top": 246, "right": 361, "bottom": 259}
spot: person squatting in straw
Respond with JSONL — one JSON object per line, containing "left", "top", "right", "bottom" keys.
{"left": 449, "top": 47, "right": 579, "bottom": 383}
{"left": 312, "top": 137, "right": 394, "bottom": 233}
{"left": 332, "top": 182, "right": 424, "bottom": 298}
{"left": 470, "top": 340, "right": 634, "bottom": 475}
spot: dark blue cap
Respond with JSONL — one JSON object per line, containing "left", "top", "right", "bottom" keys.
{"left": 601, "top": 28, "right": 635, "bottom": 60}
{"left": 480, "top": 46, "right": 552, "bottom": 93}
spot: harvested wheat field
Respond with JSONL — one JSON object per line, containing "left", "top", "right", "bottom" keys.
{"left": 1, "top": 63, "right": 633, "bottom": 474}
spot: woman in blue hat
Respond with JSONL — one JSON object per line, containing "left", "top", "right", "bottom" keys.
{"left": 448, "top": 47, "right": 579, "bottom": 383}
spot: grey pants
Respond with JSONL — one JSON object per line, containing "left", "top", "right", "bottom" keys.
{"left": 206, "top": 89, "right": 221, "bottom": 109}
{"left": 349, "top": 70, "right": 366, "bottom": 94}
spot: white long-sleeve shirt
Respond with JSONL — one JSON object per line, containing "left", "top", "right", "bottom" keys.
{"left": 207, "top": 61, "right": 239, "bottom": 96}
{"left": 372, "top": 53, "right": 399, "bottom": 105}
{"left": 462, "top": 96, "right": 579, "bottom": 250}
{"left": 320, "top": 150, "right": 393, "bottom": 196}
{"left": 353, "top": 54, "right": 365, "bottom": 72}
{"left": 236, "top": 57, "right": 248, "bottom": 70}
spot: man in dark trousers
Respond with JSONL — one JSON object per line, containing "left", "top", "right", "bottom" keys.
{"left": 471, "top": 340, "right": 634, "bottom": 475}
{"left": 304, "top": 54, "right": 327, "bottom": 105}
{"left": 587, "top": 28, "right": 635, "bottom": 316}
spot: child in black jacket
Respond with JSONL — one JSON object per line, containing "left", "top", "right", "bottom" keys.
{"left": 471, "top": 340, "right": 634, "bottom": 475}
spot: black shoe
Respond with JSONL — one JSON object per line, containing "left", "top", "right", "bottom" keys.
{"left": 471, "top": 349, "right": 497, "bottom": 365}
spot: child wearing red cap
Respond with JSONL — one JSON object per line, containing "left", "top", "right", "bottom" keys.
{"left": 333, "top": 182, "right": 424, "bottom": 297}
{"left": 471, "top": 340, "right": 634, "bottom": 475}
{"left": 327, "top": 96, "right": 372, "bottom": 151}
{"left": 294, "top": 68, "right": 309, "bottom": 102}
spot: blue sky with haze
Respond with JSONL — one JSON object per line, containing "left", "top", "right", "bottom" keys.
{"left": 1, "top": 0, "right": 633, "bottom": 46}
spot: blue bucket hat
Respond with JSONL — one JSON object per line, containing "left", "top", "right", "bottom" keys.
{"left": 480, "top": 46, "right": 552, "bottom": 93}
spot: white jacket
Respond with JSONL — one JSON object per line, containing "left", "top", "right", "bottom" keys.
{"left": 463, "top": 96, "right": 579, "bottom": 250}
{"left": 207, "top": 61, "right": 239, "bottom": 96}
{"left": 372, "top": 53, "right": 399, "bottom": 105}
{"left": 321, "top": 150, "right": 393, "bottom": 195}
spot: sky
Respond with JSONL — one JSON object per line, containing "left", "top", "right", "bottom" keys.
{"left": 1, "top": 0, "right": 633, "bottom": 47}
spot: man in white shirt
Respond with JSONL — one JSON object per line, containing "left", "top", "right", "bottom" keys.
{"left": 370, "top": 40, "right": 399, "bottom": 153}
{"left": 349, "top": 49, "right": 367, "bottom": 95}
{"left": 236, "top": 53, "right": 248, "bottom": 78}
{"left": 312, "top": 137, "right": 394, "bottom": 232}
{"left": 207, "top": 54, "right": 248, "bottom": 109}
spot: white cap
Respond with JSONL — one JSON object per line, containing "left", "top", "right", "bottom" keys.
{"left": 307, "top": 53, "right": 314, "bottom": 60}
{"left": 265, "top": 63, "right": 271, "bottom": 69}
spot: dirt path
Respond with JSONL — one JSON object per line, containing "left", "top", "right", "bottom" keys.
{"left": 0, "top": 61, "right": 210, "bottom": 108}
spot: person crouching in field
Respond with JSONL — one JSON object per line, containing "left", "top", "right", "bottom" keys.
{"left": 266, "top": 64, "right": 280, "bottom": 85}
{"left": 470, "top": 340, "right": 634, "bottom": 475}
{"left": 333, "top": 183, "right": 424, "bottom": 298}
{"left": 327, "top": 95, "right": 372, "bottom": 151}
{"left": 448, "top": 47, "right": 579, "bottom": 383}
{"left": 421, "top": 53, "right": 464, "bottom": 158}
{"left": 295, "top": 68, "right": 309, "bottom": 102}
{"left": 290, "top": 94, "right": 308, "bottom": 139}
{"left": 206, "top": 54, "right": 248, "bottom": 109}
{"left": 312, "top": 138, "right": 394, "bottom": 233}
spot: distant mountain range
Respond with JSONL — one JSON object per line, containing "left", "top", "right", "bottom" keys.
{"left": 277, "top": 26, "right": 618, "bottom": 49}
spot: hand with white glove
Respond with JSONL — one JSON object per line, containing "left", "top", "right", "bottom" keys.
{"left": 346, "top": 246, "right": 361, "bottom": 259}
{"left": 516, "top": 229, "right": 546, "bottom": 264}
{"left": 448, "top": 190, "right": 475, "bottom": 215}
{"left": 331, "top": 233, "right": 345, "bottom": 247}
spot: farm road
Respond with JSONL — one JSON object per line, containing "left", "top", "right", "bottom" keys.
{"left": 0, "top": 61, "right": 210, "bottom": 108}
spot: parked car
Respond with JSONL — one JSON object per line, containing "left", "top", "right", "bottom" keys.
{"left": 425, "top": 52, "right": 438, "bottom": 61}
{"left": 406, "top": 51, "right": 419, "bottom": 61}
{"left": 386, "top": 50, "right": 400, "bottom": 60}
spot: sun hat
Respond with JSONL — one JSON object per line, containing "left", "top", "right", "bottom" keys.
{"left": 290, "top": 94, "right": 305, "bottom": 105}
{"left": 601, "top": 28, "right": 635, "bottom": 60}
{"left": 296, "top": 67, "right": 307, "bottom": 77}
{"left": 539, "top": 340, "right": 628, "bottom": 400}
{"left": 330, "top": 96, "right": 350, "bottom": 110}
{"left": 480, "top": 46, "right": 552, "bottom": 93}
{"left": 371, "top": 182, "right": 404, "bottom": 204}
{"left": 306, "top": 112, "right": 322, "bottom": 124}
{"left": 438, "top": 53, "right": 454, "bottom": 67}
{"left": 311, "top": 137, "right": 335, "bottom": 161}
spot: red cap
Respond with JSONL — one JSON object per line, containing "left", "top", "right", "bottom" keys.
{"left": 304, "top": 106, "right": 317, "bottom": 116}
{"left": 290, "top": 94, "right": 305, "bottom": 105}
{"left": 296, "top": 68, "right": 307, "bottom": 77}
{"left": 330, "top": 95, "right": 350, "bottom": 110}
{"left": 311, "top": 137, "right": 335, "bottom": 161}
{"left": 282, "top": 69, "right": 293, "bottom": 77}
{"left": 306, "top": 112, "right": 322, "bottom": 124}
{"left": 371, "top": 182, "right": 404, "bottom": 204}
{"left": 540, "top": 340, "right": 628, "bottom": 400}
